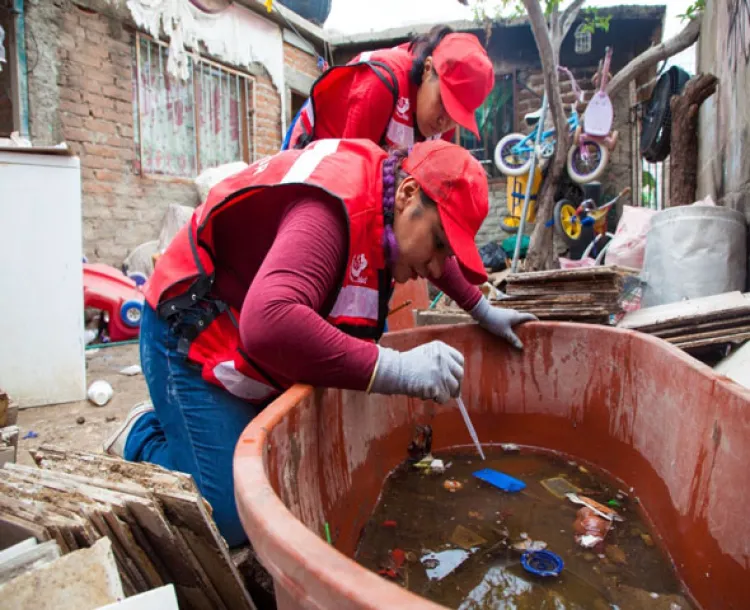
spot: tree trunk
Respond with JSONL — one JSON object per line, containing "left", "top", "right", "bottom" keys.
{"left": 669, "top": 73, "right": 718, "bottom": 206}
{"left": 606, "top": 17, "right": 701, "bottom": 98}
{"left": 519, "top": 0, "right": 579, "bottom": 271}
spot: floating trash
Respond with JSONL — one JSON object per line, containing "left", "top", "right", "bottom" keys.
{"left": 473, "top": 468, "right": 526, "bottom": 492}
{"left": 521, "top": 549, "right": 564, "bottom": 577}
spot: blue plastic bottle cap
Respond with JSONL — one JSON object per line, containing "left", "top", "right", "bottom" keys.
{"left": 521, "top": 550, "right": 564, "bottom": 577}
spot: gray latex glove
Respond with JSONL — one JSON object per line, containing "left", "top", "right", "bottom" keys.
{"left": 470, "top": 297, "right": 537, "bottom": 350}
{"left": 369, "top": 341, "right": 464, "bottom": 404}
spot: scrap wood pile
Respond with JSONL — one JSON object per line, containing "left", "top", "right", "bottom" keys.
{"left": 617, "top": 291, "right": 750, "bottom": 351}
{"left": 0, "top": 446, "right": 256, "bottom": 610}
{"left": 496, "top": 266, "right": 639, "bottom": 324}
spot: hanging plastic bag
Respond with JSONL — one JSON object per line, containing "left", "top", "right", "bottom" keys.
{"left": 605, "top": 205, "right": 656, "bottom": 270}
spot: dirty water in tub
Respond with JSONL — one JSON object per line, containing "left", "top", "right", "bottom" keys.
{"left": 355, "top": 449, "right": 695, "bottom": 610}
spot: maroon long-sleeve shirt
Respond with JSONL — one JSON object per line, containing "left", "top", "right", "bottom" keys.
{"left": 210, "top": 187, "right": 482, "bottom": 392}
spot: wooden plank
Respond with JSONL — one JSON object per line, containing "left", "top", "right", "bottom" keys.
{"left": 617, "top": 291, "right": 750, "bottom": 330}
{"left": 506, "top": 265, "right": 637, "bottom": 284}
{"left": 668, "top": 325, "right": 750, "bottom": 345}
{"left": 653, "top": 315, "right": 750, "bottom": 339}
{"left": 498, "top": 293, "right": 602, "bottom": 305}
{"left": 676, "top": 331, "right": 750, "bottom": 350}
{"left": 505, "top": 285, "right": 622, "bottom": 297}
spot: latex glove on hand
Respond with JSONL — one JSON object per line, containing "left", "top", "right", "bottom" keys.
{"left": 369, "top": 341, "right": 464, "bottom": 404}
{"left": 470, "top": 297, "right": 537, "bottom": 350}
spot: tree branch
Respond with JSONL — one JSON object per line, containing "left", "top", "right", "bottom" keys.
{"left": 560, "top": 0, "right": 586, "bottom": 41}
{"left": 522, "top": 0, "right": 567, "bottom": 145}
{"left": 606, "top": 16, "right": 701, "bottom": 98}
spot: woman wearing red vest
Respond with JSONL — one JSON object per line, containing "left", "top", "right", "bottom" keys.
{"left": 104, "top": 139, "right": 534, "bottom": 547}
{"left": 284, "top": 26, "right": 494, "bottom": 150}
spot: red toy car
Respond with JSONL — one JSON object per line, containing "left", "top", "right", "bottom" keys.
{"left": 83, "top": 263, "right": 145, "bottom": 342}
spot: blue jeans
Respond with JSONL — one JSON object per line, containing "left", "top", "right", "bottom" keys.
{"left": 126, "top": 304, "right": 265, "bottom": 547}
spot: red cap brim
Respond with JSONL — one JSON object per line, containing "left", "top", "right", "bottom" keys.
{"left": 440, "top": 79, "right": 480, "bottom": 137}
{"left": 438, "top": 207, "right": 488, "bottom": 285}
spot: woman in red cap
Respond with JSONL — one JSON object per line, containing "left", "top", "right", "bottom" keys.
{"left": 284, "top": 26, "right": 495, "bottom": 150}
{"left": 104, "top": 139, "right": 534, "bottom": 546}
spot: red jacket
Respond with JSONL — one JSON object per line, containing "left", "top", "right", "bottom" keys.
{"left": 145, "top": 139, "right": 393, "bottom": 403}
{"left": 289, "top": 47, "right": 455, "bottom": 150}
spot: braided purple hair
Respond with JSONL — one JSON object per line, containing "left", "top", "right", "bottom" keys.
{"left": 381, "top": 147, "right": 411, "bottom": 265}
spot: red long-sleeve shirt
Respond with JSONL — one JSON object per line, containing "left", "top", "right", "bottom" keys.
{"left": 210, "top": 187, "right": 481, "bottom": 392}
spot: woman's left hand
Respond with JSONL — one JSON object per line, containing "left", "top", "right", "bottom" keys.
{"left": 469, "top": 298, "right": 537, "bottom": 350}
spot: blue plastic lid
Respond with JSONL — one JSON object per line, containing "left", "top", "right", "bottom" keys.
{"left": 521, "top": 550, "right": 564, "bottom": 577}
{"left": 473, "top": 468, "right": 526, "bottom": 492}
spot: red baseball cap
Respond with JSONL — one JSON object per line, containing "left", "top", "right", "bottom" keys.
{"left": 433, "top": 33, "right": 494, "bottom": 138}
{"left": 403, "top": 140, "right": 489, "bottom": 284}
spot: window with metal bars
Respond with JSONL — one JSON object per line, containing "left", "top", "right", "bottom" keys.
{"left": 458, "top": 73, "right": 514, "bottom": 178}
{"left": 132, "top": 33, "right": 256, "bottom": 178}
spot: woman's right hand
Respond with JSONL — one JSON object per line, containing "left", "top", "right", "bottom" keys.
{"left": 369, "top": 341, "right": 464, "bottom": 403}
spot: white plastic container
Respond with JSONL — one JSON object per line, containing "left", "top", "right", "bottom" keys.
{"left": 87, "top": 380, "right": 114, "bottom": 407}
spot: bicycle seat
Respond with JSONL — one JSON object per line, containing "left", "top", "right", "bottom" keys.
{"left": 524, "top": 108, "right": 543, "bottom": 126}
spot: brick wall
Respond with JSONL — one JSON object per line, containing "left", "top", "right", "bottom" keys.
{"left": 25, "top": 1, "right": 287, "bottom": 265}
{"left": 283, "top": 42, "right": 319, "bottom": 80}
{"left": 24, "top": 3, "right": 197, "bottom": 264}
{"left": 254, "top": 74, "right": 282, "bottom": 158}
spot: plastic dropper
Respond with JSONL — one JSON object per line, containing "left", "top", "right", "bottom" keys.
{"left": 456, "top": 396, "right": 485, "bottom": 460}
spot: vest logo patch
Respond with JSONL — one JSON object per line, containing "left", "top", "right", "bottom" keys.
{"left": 253, "top": 157, "right": 271, "bottom": 175}
{"left": 349, "top": 254, "right": 368, "bottom": 284}
{"left": 395, "top": 97, "right": 410, "bottom": 120}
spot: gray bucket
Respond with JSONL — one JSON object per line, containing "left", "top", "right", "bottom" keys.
{"left": 641, "top": 206, "right": 747, "bottom": 307}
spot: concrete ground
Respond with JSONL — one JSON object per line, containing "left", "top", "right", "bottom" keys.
{"left": 16, "top": 344, "right": 147, "bottom": 466}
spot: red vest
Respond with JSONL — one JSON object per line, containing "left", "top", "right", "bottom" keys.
{"left": 145, "top": 139, "right": 393, "bottom": 403}
{"left": 291, "top": 48, "right": 427, "bottom": 150}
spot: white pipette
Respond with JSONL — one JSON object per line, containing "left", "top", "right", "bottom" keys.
{"left": 456, "top": 396, "right": 485, "bottom": 460}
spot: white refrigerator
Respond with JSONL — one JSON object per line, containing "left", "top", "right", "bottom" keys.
{"left": 0, "top": 149, "right": 86, "bottom": 407}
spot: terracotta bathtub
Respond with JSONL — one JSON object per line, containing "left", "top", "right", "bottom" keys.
{"left": 234, "top": 323, "right": 750, "bottom": 610}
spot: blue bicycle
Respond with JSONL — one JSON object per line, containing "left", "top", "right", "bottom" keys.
{"left": 493, "top": 70, "right": 611, "bottom": 184}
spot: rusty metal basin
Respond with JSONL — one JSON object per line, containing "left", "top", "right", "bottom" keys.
{"left": 234, "top": 323, "right": 750, "bottom": 610}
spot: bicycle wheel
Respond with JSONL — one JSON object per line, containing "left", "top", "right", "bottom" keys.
{"left": 554, "top": 199, "right": 584, "bottom": 245}
{"left": 494, "top": 133, "right": 533, "bottom": 176}
{"left": 567, "top": 140, "right": 609, "bottom": 184}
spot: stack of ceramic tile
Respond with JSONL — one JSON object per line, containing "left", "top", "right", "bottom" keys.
{"left": 0, "top": 446, "right": 256, "bottom": 610}
{"left": 498, "top": 266, "right": 639, "bottom": 324}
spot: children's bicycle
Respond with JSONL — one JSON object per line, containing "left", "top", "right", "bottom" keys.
{"left": 554, "top": 186, "right": 631, "bottom": 247}
{"left": 494, "top": 65, "right": 618, "bottom": 185}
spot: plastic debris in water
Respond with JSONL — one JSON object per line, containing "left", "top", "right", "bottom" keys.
{"left": 382, "top": 520, "right": 397, "bottom": 528}
{"left": 450, "top": 524, "right": 487, "bottom": 550}
{"left": 541, "top": 476, "right": 581, "bottom": 499}
{"left": 473, "top": 468, "right": 526, "bottom": 492}
{"left": 513, "top": 538, "right": 547, "bottom": 552}
{"left": 573, "top": 507, "right": 612, "bottom": 548}
{"left": 443, "top": 479, "right": 463, "bottom": 492}
{"left": 567, "top": 493, "right": 624, "bottom": 521}
{"left": 521, "top": 549, "right": 564, "bottom": 577}
{"left": 420, "top": 548, "right": 477, "bottom": 581}
{"left": 430, "top": 459, "right": 445, "bottom": 473}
